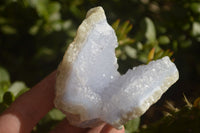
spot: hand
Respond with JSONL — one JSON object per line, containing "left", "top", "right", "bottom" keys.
{"left": 0, "top": 71, "right": 125, "bottom": 133}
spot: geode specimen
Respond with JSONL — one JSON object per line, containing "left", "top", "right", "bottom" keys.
{"left": 54, "top": 6, "right": 179, "bottom": 129}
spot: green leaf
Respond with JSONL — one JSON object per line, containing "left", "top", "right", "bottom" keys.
{"left": 158, "top": 36, "right": 170, "bottom": 45}
{"left": 8, "top": 81, "right": 27, "bottom": 97}
{"left": 48, "top": 109, "right": 65, "bottom": 120}
{"left": 172, "top": 41, "right": 178, "bottom": 51}
{"left": 154, "top": 49, "right": 164, "bottom": 59}
{"left": 134, "top": 17, "right": 156, "bottom": 45}
{"left": 37, "top": 108, "right": 65, "bottom": 126}
{"left": 180, "top": 40, "right": 192, "bottom": 48}
{"left": 112, "top": 19, "right": 120, "bottom": 31}
{"left": 190, "top": 3, "right": 200, "bottom": 14}
{"left": 113, "top": 20, "right": 134, "bottom": 46}
{"left": 29, "top": 20, "right": 43, "bottom": 35}
{"left": 48, "top": 2, "right": 61, "bottom": 22}
{"left": 0, "top": 66, "right": 10, "bottom": 82}
{"left": 125, "top": 117, "right": 140, "bottom": 133}
{"left": 35, "top": 0, "right": 49, "bottom": 18}
{"left": 148, "top": 47, "right": 155, "bottom": 63}
{"left": 1, "top": 25, "right": 17, "bottom": 34}
{"left": 47, "top": 2, "right": 61, "bottom": 15}
{"left": 119, "top": 38, "right": 135, "bottom": 46}
{"left": 0, "top": 67, "right": 11, "bottom": 102}
{"left": 191, "top": 22, "right": 200, "bottom": 37}
{"left": 0, "top": 81, "right": 10, "bottom": 102}
{"left": 118, "top": 21, "right": 132, "bottom": 40}
{"left": 125, "top": 46, "right": 137, "bottom": 59}
{"left": 3, "top": 91, "right": 14, "bottom": 105}
{"left": 16, "top": 88, "right": 29, "bottom": 98}
{"left": 144, "top": 17, "right": 156, "bottom": 43}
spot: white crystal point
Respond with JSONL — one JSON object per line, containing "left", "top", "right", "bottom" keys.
{"left": 54, "top": 6, "right": 179, "bottom": 129}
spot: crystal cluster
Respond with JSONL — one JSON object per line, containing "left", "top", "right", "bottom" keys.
{"left": 54, "top": 6, "right": 179, "bottom": 129}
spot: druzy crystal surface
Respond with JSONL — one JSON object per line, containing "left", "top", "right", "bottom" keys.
{"left": 54, "top": 6, "right": 179, "bottom": 129}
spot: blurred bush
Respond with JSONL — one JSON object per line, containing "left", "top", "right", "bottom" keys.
{"left": 0, "top": 0, "right": 200, "bottom": 132}
{"left": 1, "top": 0, "right": 200, "bottom": 84}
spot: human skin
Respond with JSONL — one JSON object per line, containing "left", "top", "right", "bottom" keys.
{"left": 0, "top": 71, "right": 125, "bottom": 133}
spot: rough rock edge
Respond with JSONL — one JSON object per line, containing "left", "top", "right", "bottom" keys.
{"left": 111, "top": 58, "right": 179, "bottom": 128}
{"left": 54, "top": 6, "right": 106, "bottom": 127}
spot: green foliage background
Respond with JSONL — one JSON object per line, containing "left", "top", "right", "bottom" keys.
{"left": 0, "top": 0, "right": 200, "bottom": 132}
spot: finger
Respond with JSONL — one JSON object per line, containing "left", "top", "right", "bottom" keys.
{"left": 50, "top": 118, "right": 125, "bottom": 133}
{"left": 50, "top": 119, "right": 106, "bottom": 133}
{"left": 49, "top": 119, "right": 89, "bottom": 133}
{"left": 0, "top": 71, "right": 56, "bottom": 133}
{"left": 100, "top": 124, "right": 125, "bottom": 133}
{"left": 87, "top": 123, "right": 106, "bottom": 133}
